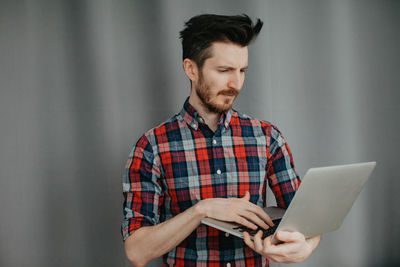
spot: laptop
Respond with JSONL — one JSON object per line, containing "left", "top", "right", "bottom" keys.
{"left": 201, "top": 162, "right": 376, "bottom": 244}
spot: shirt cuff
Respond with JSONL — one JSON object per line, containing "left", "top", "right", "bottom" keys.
{"left": 121, "top": 217, "right": 154, "bottom": 241}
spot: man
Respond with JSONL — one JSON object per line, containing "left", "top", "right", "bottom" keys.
{"left": 122, "top": 14, "right": 321, "bottom": 266}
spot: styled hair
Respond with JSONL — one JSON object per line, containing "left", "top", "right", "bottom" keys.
{"left": 179, "top": 14, "right": 263, "bottom": 68}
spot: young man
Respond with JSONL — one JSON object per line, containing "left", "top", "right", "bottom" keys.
{"left": 122, "top": 14, "right": 320, "bottom": 266}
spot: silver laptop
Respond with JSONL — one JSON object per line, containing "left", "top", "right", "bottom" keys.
{"left": 201, "top": 162, "right": 376, "bottom": 244}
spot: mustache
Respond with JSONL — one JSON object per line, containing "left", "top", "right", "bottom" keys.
{"left": 218, "top": 89, "right": 239, "bottom": 96}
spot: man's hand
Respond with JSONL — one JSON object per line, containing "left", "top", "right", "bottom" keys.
{"left": 197, "top": 191, "right": 274, "bottom": 230}
{"left": 243, "top": 230, "right": 321, "bottom": 263}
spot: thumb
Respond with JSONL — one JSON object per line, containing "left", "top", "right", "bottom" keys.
{"left": 242, "top": 191, "right": 250, "bottom": 201}
{"left": 276, "top": 231, "right": 304, "bottom": 243}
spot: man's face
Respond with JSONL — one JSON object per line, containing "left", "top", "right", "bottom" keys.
{"left": 194, "top": 42, "right": 248, "bottom": 113}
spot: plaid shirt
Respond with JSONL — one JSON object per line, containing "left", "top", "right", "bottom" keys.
{"left": 122, "top": 99, "right": 300, "bottom": 266}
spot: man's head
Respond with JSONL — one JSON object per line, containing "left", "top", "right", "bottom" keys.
{"left": 180, "top": 14, "right": 263, "bottom": 114}
{"left": 180, "top": 14, "right": 263, "bottom": 69}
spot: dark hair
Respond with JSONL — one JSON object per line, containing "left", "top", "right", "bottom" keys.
{"left": 179, "top": 14, "right": 263, "bottom": 68}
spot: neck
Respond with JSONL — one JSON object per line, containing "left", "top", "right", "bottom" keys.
{"left": 188, "top": 92, "right": 220, "bottom": 132}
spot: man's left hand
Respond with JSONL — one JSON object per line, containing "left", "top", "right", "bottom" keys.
{"left": 243, "top": 230, "right": 321, "bottom": 263}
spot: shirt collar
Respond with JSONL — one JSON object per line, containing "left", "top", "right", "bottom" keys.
{"left": 180, "top": 97, "right": 233, "bottom": 131}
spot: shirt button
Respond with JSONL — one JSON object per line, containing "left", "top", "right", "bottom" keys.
{"left": 216, "top": 169, "right": 221, "bottom": 175}
{"left": 212, "top": 139, "right": 217, "bottom": 145}
{"left": 225, "top": 232, "right": 230, "bottom": 237}
{"left": 226, "top": 263, "right": 231, "bottom": 267}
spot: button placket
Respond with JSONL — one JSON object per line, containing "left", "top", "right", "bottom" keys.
{"left": 211, "top": 132, "right": 224, "bottom": 187}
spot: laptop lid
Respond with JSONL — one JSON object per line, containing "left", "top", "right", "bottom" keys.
{"left": 271, "top": 161, "right": 376, "bottom": 242}
{"left": 201, "top": 162, "right": 376, "bottom": 242}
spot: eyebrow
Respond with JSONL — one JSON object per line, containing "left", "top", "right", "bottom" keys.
{"left": 217, "top": 65, "right": 249, "bottom": 70}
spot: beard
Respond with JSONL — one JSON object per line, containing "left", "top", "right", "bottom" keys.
{"left": 195, "top": 73, "right": 239, "bottom": 114}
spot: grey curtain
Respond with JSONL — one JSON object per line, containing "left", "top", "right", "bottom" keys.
{"left": 1, "top": 0, "right": 399, "bottom": 266}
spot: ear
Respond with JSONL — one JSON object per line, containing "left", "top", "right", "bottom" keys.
{"left": 183, "top": 58, "right": 199, "bottom": 82}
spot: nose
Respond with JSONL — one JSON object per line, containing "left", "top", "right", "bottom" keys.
{"left": 227, "top": 71, "right": 244, "bottom": 90}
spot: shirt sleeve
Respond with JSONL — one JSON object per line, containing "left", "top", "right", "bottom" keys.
{"left": 121, "top": 134, "right": 164, "bottom": 241}
{"left": 266, "top": 125, "right": 301, "bottom": 208}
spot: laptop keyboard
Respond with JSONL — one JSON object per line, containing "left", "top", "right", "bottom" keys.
{"left": 232, "top": 218, "right": 282, "bottom": 239}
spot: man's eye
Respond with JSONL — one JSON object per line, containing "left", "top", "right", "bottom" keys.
{"left": 219, "top": 69, "right": 228, "bottom": 73}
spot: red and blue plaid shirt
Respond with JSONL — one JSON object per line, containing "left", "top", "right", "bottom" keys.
{"left": 122, "top": 99, "right": 301, "bottom": 266}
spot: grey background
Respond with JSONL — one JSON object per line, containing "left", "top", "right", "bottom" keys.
{"left": 1, "top": 0, "right": 399, "bottom": 266}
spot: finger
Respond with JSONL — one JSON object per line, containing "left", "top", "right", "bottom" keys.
{"left": 243, "top": 231, "right": 256, "bottom": 250}
{"left": 235, "top": 215, "right": 258, "bottom": 230}
{"left": 246, "top": 204, "right": 274, "bottom": 227}
{"left": 262, "top": 236, "right": 301, "bottom": 262}
{"left": 241, "top": 210, "right": 269, "bottom": 230}
{"left": 253, "top": 230, "right": 264, "bottom": 252}
{"left": 261, "top": 236, "right": 290, "bottom": 261}
{"left": 238, "top": 192, "right": 274, "bottom": 227}
{"left": 306, "top": 234, "right": 321, "bottom": 242}
{"left": 263, "top": 235, "right": 292, "bottom": 252}
{"left": 263, "top": 235, "right": 281, "bottom": 253}
{"left": 275, "top": 231, "right": 304, "bottom": 243}
{"left": 271, "top": 232, "right": 307, "bottom": 257}
{"left": 263, "top": 235, "right": 274, "bottom": 247}
{"left": 242, "top": 191, "right": 250, "bottom": 201}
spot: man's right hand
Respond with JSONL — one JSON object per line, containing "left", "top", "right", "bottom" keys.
{"left": 125, "top": 191, "right": 273, "bottom": 267}
{"left": 196, "top": 191, "right": 274, "bottom": 230}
